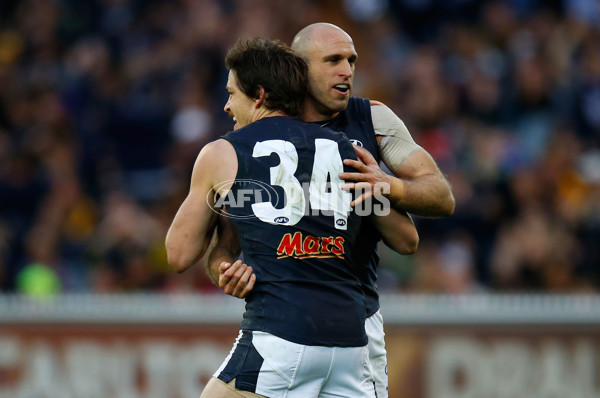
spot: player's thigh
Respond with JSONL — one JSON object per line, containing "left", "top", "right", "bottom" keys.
{"left": 319, "top": 345, "right": 375, "bottom": 398}
{"left": 200, "top": 377, "right": 266, "bottom": 398}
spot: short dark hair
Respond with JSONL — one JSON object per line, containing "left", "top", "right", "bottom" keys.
{"left": 225, "top": 37, "right": 308, "bottom": 117}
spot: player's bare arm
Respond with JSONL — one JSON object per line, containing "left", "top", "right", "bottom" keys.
{"left": 340, "top": 102, "right": 454, "bottom": 217}
{"left": 383, "top": 145, "right": 455, "bottom": 217}
{"left": 340, "top": 144, "right": 419, "bottom": 253}
{"left": 165, "top": 139, "right": 237, "bottom": 272}
{"left": 370, "top": 209, "right": 418, "bottom": 255}
{"left": 205, "top": 214, "right": 242, "bottom": 283}
{"left": 371, "top": 100, "right": 455, "bottom": 217}
{"left": 206, "top": 215, "right": 256, "bottom": 298}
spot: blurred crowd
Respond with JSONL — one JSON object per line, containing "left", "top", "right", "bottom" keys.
{"left": 0, "top": 0, "right": 598, "bottom": 295}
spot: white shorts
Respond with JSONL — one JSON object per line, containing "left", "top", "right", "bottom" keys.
{"left": 214, "top": 330, "right": 376, "bottom": 398}
{"left": 366, "top": 310, "right": 388, "bottom": 398}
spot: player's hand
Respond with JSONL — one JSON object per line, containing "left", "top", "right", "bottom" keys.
{"left": 339, "top": 145, "right": 392, "bottom": 207}
{"left": 218, "top": 260, "right": 256, "bottom": 299}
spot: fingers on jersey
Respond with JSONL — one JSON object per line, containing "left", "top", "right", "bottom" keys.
{"left": 353, "top": 144, "right": 379, "bottom": 164}
{"left": 339, "top": 146, "right": 392, "bottom": 207}
{"left": 219, "top": 260, "right": 256, "bottom": 298}
{"left": 339, "top": 145, "right": 392, "bottom": 193}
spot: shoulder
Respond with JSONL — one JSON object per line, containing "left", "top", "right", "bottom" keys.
{"left": 194, "top": 139, "right": 236, "bottom": 176}
{"left": 353, "top": 98, "right": 410, "bottom": 136}
{"left": 369, "top": 101, "right": 407, "bottom": 128}
{"left": 200, "top": 138, "right": 235, "bottom": 159}
{"left": 366, "top": 99, "right": 401, "bottom": 120}
{"left": 368, "top": 100, "right": 399, "bottom": 119}
{"left": 190, "top": 139, "right": 237, "bottom": 193}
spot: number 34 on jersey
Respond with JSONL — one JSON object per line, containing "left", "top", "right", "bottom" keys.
{"left": 251, "top": 138, "right": 352, "bottom": 230}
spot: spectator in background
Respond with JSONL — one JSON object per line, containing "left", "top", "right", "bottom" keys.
{"left": 0, "top": 0, "right": 598, "bottom": 294}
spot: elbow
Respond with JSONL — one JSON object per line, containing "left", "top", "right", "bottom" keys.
{"left": 165, "top": 239, "right": 200, "bottom": 273}
{"left": 436, "top": 188, "right": 455, "bottom": 217}
{"left": 443, "top": 193, "right": 456, "bottom": 217}
{"left": 385, "top": 229, "right": 419, "bottom": 255}
{"left": 444, "top": 179, "right": 456, "bottom": 216}
{"left": 166, "top": 250, "right": 194, "bottom": 273}
{"left": 165, "top": 229, "right": 206, "bottom": 273}
{"left": 429, "top": 177, "right": 456, "bottom": 217}
{"left": 403, "top": 229, "right": 419, "bottom": 255}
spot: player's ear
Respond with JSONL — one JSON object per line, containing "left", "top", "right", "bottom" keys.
{"left": 255, "top": 86, "right": 266, "bottom": 107}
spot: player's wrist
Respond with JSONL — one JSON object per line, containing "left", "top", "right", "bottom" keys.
{"left": 387, "top": 176, "right": 404, "bottom": 202}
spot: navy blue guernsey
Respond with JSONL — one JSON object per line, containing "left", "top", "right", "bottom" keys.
{"left": 318, "top": 97, "right": 382, "bottom": 317}
{"left": 222, "top": 116, "right": 366, "bottom": 347}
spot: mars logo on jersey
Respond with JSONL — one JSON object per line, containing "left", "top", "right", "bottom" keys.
{"left": 276, "top": 232, "right": 345, "bottom": 259}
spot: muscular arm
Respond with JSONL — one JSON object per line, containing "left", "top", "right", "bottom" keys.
{"left": 371, "top": 101, "right": 455, "bottom": 217}
{"left": 165, "top": 139, "right": 236, "bottom": 273}
{"left": 383, "top": 143, "right": 454, "bottom": 217}
{"left": 340, "top": 102, "right": 454, "bottom": 217}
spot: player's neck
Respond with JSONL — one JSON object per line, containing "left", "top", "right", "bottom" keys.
{"left": 301, "top": 100, "right": 339, "bottom": 122}
{"left": 255, "top": 109, "right": 287, "bottom": 122}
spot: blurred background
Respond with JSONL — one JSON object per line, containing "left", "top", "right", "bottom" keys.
{"left": 0, "top": 0, "right": 599, "bottom": 397}
{"left": 1, "top": 0, "right": 599, "bottom": 296}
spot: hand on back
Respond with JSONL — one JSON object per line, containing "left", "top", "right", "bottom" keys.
{"left": 219, "top": 260, "right": 256, "bottom": 298}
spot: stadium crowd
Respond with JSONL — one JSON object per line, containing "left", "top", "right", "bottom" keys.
{"left": 0, "top": 0, "right": 598, "bottom": 295}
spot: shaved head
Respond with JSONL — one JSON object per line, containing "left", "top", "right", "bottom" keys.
{"left": 291, "top": 23, "right": 353, "bottom": 60}
{"left": 291, "top": 23, "right": 357, "bottom": 121}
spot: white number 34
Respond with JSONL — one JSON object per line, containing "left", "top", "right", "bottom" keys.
{"left": 251, "top": 139, "right": 352, "bottom": 230}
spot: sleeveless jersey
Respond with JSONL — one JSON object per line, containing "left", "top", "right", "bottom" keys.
{"left": 222, "top": 116, "right": 366, "bottom": 347}
{"left": 319, "top": 97, "right": 382, "bottom": 317}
